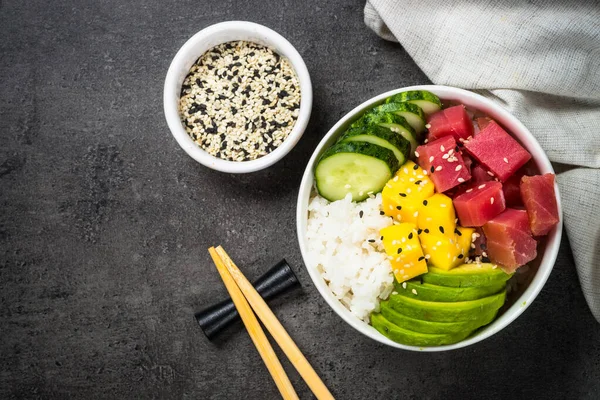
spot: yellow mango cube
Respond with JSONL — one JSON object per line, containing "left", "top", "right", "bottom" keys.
{"left": 417, "top": 193, "right": 456, "bottom": 238}
{"left": 381, "top": 162, "right": 435, "bottom": 224}
{"left": 380, "top": 223, "right": 428, "bottom": 282}
{"left": 419, "top": 226, "right": 475, "bottom": 271}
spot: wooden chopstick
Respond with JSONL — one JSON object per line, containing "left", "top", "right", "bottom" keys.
{"left": 215, "top": 246, "right": 335, "bottom": 400}
{"left": 208, "top": 247, "right": 299, "bottom": 400}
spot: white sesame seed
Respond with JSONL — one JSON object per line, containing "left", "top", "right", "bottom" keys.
{"left": 455, "top": 165, "right": 462, "bottom": 171}
{"left": 440, "top": 203, "right": 447, "bottom": 208}
{"left": 458, "top": 177, "right": 465, "bottom": 183}
{"left": 487, "top": 170, "right": 495, "bottom": 176}
{"left": 442, "top": 153, "right": 450, "bottom": 159}
{"left": 440, "top": 145, "right": 445, "bottom": 152}
{"left": 478, "top": 184, "right": 486, "bottom": 189}
{"left": 402, "top": 282, "right": 407, "bottom": 289}
{"left": 429, "top": 156, "right": 434, "bottom": 162}
{"left": 344, "top": 184, "right": 352, "bottom": 189}
{"left": 503, "top": 157, "right": 509, "bottom": 163}
{"left": 413, "top": 211, "right": 419, "bottom": 217}
{"left": 490, "top": 197, "right": 494, "bottom": 204}
{"left": 393, "top": 176, "right": 399, "bottom": 182}
{"left": 425, "top": 124, "right": 431, "bottom": 129}
{"left": 425, "top": 254, "right": 431, "bottom": 259}
{"left": 412, "top": 289, "right": 418, "bottom": 295}
{"left": 406, "top": 188, "right": 412, "bottom": 193}
{"left": 435, "top": 165, "right": 443, "bottom": 171}
{"left": 404, "top": 168, "right": 409, "bottom": 174}
{"left": 414, "top": 151, "right": 420, "bottom": 158}
{"left": 436, "top": 241, "right": 442, "bottom": 246}
{"left": 466, "top": 188, "right": 473, "bottom": 193}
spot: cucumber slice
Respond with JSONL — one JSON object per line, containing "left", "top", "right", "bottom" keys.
{"left": 315, "top": 141, "right": 399, "bottom": 202}
{"left": 339, "top": 126, "right": 410, "bottom": 165}
{"left": 350, "top": 112, "right": 418, "bottom": 154}
{"left": 373, "top": 102, "right": 427, "bottom": 135}
{"left": 386, "top": 90, "right": 442, "bottom": 115}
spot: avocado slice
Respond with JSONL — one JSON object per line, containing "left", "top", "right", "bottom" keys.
{"left": 371, "top": 313, "right": 472, "bottom": 346}
{"left": 422, "top": 263, "right": 512, "bottom": 288}
{"left": 381, "top": 301, "right": 497, "bottom": 335}
{"left": 388, "top": 291, "right": 506, "bottom": 322}
{"left": 395, "top": 280, "right": 506, "bottom": 302}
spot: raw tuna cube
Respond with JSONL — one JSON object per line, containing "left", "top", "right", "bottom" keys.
{"left": 503, "top": 173, "right": 525, "bottom": 207}
{"left": 464, "top": 121, "right": 531, "bottom": 182}
{"left": 453, "top": 181, "right": 506, "bottom": 227}
{"left": 427, "top": 105, "right": 474, "bottom": 142}
{"left": 520, "top": 174, "right": 560, "bottom": 236}
{"left": 484, "top": 227, "right": 537, "bottom": 272}
{"left": 471, "top": 164, "right": 494, "bottom": 184}
{"left": 483, "top": 208, "right": 531, "bottom": 236}
{"left": 415, "top": 136, "right": 471, "bottom": 193}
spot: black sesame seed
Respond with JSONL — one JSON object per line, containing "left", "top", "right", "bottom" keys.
{"left": 231, "top": 107, "right": 237, "bottom": 115}
{"left": 482, "top": 257, "right": 491, "bottom": 263}
{"left": 418, "top": 256, "right": 425, "bottom": 261}
{"left": 397, "top": 248, "right": 402, "bottom": 254}
{"left": 415, "top": 180, "right": 422, "bottom": 185}
{"left": 458, "top": 254, "right": 464, "bottom": 259}
{"left": 359, "top": 210, "right": 364, "bottom": 218}
{"left": 424, "top": 229, "right": 430, "bottom": 234}
{"left": 413, "top": 164, "right": 419, "bottom": 170}
{"left": 439, "top": 226, "right": 445, "bottom": 234}
{"left": 380, "top": 236, "right": 384, "bottom": 240}
{"left": 455, "top": 229, "right": 462, "bottom": 236}
{"left": 248, "top": 51, "right": 255, "bottom": 56}
{"left": 480, "top": 243, "right": 487, "bottom": 250}
{"left": 278, "top": 90, "right": 289, "bottom": 99}
{"left": 408, "top": 232, "right": 413, "bottom": 240}
{"left": 396, "top": 206, "right": 402, "bottom": 210}
{"left": 368, "top": 239, "right": 375, "bottom": 243}
{"left": 418, "top": 229, "right": 422, "bottom": 234}
{"left": 430, "top": 166, "right": 435, "bottom": 173}
{"left": 399, "top": 193, "right": 407, "bottom": 197}
{"left": 455, "top": 146, "right": 460, "bottom": 152}
{"left": 380, "top": 211, "right": 385, "bottom": 215}
{"left": 423, "top": 200, "right": 428, "bottom": 206}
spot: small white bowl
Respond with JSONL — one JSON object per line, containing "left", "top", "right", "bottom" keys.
{"left": 164, "top": 21, "right": 312, "bottom": 173}
{"left": 296, "top": 85, "right": 563, "bottom": 351}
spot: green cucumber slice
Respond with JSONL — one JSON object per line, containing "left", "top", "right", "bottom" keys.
{"left": 339, "top": 126, "right": 410, "bottom": 165}
{"left": 422, "top": 264, "right": 513, "bottom": 288}
{"left": 371, "top": 312, "right": 472, "bottom": 346}
{"left": 394, "top": 280, "right": 506, "bottom": 302}
{"left": 373, "top": 102, "right": 427, "bottom": 134}
{"left": 350, "top": 112, "right": 418, "bottom": 154}
{"left": 315, "top": 141, "right": 399, "bottom": 202}
{"left": 380, "top": 301, "right": 498, "bottom": 335}
{"left": 388, "top": 291, "right": 506, "bottom": 322}
{"left": 385, "top": 90, "right": 442, "bottom": 115}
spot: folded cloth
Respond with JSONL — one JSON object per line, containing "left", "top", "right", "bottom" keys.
{"left": 365, "top": 0, "right": 600, "bottom": 322}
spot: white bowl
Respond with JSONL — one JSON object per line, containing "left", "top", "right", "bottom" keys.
{"left": 164, "top": 21, "right": 313, "bottom": 173}
{"left": 296, "top": 85, "right": 562, "bottom": 351}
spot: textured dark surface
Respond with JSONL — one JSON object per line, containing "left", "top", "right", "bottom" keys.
{"left": 1, "top": 0, "right": 599, "bottom": 399}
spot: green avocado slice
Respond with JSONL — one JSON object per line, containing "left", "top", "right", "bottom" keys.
{"left": 395, "top": 280, "right": 507, "bottom": 302}
{"left": 371, "top": 313, "right": 472, "bottom": 347}
{"left": 380, "top": 301, "right": 497, "bottom": 335}
{"left": 422, "top": 264, "right": 513, "bottom": 288}
{"left": 388, "top": 291, "right": 506, "bottom": 322}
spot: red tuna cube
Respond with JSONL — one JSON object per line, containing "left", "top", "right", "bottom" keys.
{"left": 483, "top": 208, "right": 531, "bottom": 236}
{"left": 453, "top": 181, "right": 506, "bottom": 227}
{"left": 464, "top": 121, "right": 531, "bottom": 182}
{"left": 427, "top": 105, "right": 474, "bottom": 142}
{"left": 483, "top": 209, "right": 537, "bottom": 271}
{"left": 415, "top": 136, "right": 471, "bottom": 193}
{"left": 520, "top": 174, "right": 560, "bottom": 236}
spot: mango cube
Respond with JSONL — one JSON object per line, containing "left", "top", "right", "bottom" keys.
{"left": 382, "top": 161, "right": 435, "bottom": 224}
{"left": 380, "top": 223, "right": 428, "bottom": 282}
{"left": 417, "top": 193, "right": 456, "bottom": 238}
{"left": 419, "top": 226, "right": 475, "bottom": 271}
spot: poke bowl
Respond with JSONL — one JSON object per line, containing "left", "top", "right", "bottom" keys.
{"left": 296, "top": 85, "right": 562, "bottom": 351}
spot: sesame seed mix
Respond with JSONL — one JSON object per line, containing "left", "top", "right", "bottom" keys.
{"left": 179, "top": 41, "right": 301, "bottom": 161}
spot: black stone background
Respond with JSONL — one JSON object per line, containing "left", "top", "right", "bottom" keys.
{"left": 1, "top": 0, "right": 599, "bottom": 399}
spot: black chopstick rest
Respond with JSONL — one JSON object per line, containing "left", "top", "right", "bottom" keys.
{"left": 195, "top": 259, "right": 300, "bottom": 340}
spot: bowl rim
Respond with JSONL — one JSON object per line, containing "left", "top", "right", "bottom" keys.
{"left": 296, "top": 84, "right": 563, "bottom": 351}
{"left": 163, "top": 21, "right": 313, "bottom": 173}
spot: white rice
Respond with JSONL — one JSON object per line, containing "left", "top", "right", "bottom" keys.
{"left": 306, "top": 192, "right": 394, "bottom": 321}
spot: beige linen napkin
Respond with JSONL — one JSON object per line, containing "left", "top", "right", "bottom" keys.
{"left": 364, "top": 0, "right": 600, "bottom": 321}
